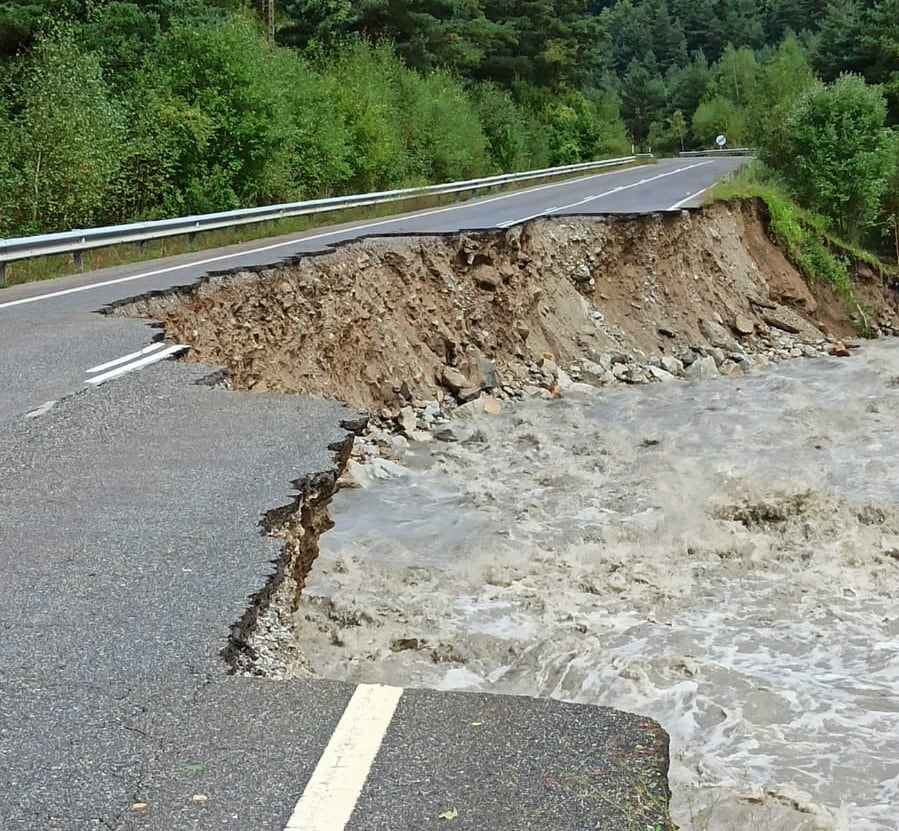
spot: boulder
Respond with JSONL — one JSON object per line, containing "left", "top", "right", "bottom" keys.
{"left": 733, "top": 314, "right": 756, "bottom": 336}
{"left": 685, "top": 355, "right": 719, "bottom": 380}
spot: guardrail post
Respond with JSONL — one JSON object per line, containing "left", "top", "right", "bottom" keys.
{"left": 72, "top": 252, "right": 83, "bottom": 272}
{"left": 0, "top": 261, "right": 6, "bottom": 287}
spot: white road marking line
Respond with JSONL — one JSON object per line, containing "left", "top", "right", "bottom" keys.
{"left": 25, "top": 400, "right": 57, "bottom": 419}
{"left": 495, "top": 161, "right": 713, "bottom": 228}
{"left": 667, "top": 187, "right": 709, "bottom": 211}
{"left": 497, "top": 207, "right": 559, "bottom": 229}
{"left": 0, "top": 166, "right": 639, "bottom": 312}
{"left": 284, "top": 684, "right": 403, "bottom": 831}
{"left": 86, "top": 342, "right": 166, "bottom": 375}
{"left": 85, "top": 344, "right": 188, "bottom": 386}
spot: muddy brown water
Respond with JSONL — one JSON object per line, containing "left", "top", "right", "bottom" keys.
{"left": 294, "top": 343, "right": 899, "bottom": 831}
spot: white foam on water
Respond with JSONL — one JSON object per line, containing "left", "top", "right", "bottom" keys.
{"left": 297, "top": 342, "right": 899, "bottom": 831}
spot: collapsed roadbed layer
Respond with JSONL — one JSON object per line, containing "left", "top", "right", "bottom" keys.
{"left": 116, "top": 201, "right": 898, "bottom": 417}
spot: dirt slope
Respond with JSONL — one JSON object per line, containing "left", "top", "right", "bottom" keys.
{"left": 115, "top": 201, "right": 899, "bottom": 412}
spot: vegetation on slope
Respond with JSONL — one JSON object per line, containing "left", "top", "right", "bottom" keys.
{"left": 0, "top": 0, "right": 897, "bottom": 271}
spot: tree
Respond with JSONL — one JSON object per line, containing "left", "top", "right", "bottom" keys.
{"left": 781, "top": 74, "right": 894, "bottom": 241}
{"left": 619, "top": 54, "right": 667, "bottom": 143}
{"left": 5, "top": 32, "right": 124, "bottom": 233}
{"left": 149, "top": 16, "right": 298, "bottom": 211}
{"left": 691, "top": 95, "right": 746, "bottom": 146}
{"left": 751, "top": 35, "right": 816, "bottom": 168}
{"left": 650, "top": 108, "right": 688, "bottom": 153}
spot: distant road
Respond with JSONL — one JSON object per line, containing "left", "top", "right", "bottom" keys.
{"left": 0, "top": 155, "right": 741, "bottom": 831}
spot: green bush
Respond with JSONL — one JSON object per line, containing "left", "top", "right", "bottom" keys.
{"left": 396, "top": 70, "right": 489, "bottom": 184}
{"left": 323, "top": 41, "right": 411, "bottom": 191}
{"left": 4, "top": 31, "right": 125, "bottom": 233}
{"left": 470, "top": 82, "right": 548, "bottom": 172}
{"left": 780, "top": 74, "right": 894, "bottom": 243}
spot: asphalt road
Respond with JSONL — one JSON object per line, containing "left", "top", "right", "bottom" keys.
{"left": 0, "top": 157, "right": 741, "bottom": 831}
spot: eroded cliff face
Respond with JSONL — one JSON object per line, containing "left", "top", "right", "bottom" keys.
{"left": 114, "top": 202, "right": 898, "bottom": 415}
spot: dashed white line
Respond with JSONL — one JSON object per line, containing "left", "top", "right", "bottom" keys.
{"left": 85, "top": 342, "right": 166, "bottom": 375}
{"left": 497, "top": 206, "right": 560, "bottom": 228}
{"left": 667, "top": 187, "right": 710, "bottom": 211}
{"left": 497, "top": 161, "right": 712, "bottom": 227}
{"left": 284, "top": 684, "right": 403, "bottom": 831}
{"left": 25, "top": 400, "right": 57, "bottom": 419}
{"left": 0, "top": 166, "right": 639, "bottom": 312}
{"left": 85, "top": 343, "right": 189, "bottom": 385}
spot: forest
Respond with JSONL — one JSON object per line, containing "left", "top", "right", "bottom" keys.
{"left": 0, "top": 0, "right": 897, "bottom": 260}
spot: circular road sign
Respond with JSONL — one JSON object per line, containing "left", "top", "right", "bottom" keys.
{"left": 715, "top": 134, "right": 727, "bottom": 147}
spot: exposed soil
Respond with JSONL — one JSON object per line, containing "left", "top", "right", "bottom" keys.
{"left": 113, "top": 200, "right": 899, "bottom": 414}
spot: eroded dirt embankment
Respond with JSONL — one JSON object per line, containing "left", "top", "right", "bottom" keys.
{"left": 116, "top": 201, "right": 898, "bottom": 416}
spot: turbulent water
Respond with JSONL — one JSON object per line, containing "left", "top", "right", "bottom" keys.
{"left": 295, "top": 342, "right": 899, "bottom": 831}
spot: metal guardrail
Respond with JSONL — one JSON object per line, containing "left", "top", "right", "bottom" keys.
{"left": 0, "top": 155, "right": 640, "bottom": 284}
{"left": 678, "top": 148, "right": 754, "bottom": 157}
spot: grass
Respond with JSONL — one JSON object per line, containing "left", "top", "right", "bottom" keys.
{"left": 1, "top": 160, "right": 647, "bottom": 287}
{"left": 544, "top": 746, "right": 675, "bottom": 831}
{"left": 711, "top": 166, "right": 899, "bottom": 338}
{"left": 710, "top": 168, "right": 861, "bottom": 299}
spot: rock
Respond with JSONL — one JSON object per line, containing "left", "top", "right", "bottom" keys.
{"left": 473, "top": 263, "right": 502, "bottom": 290}
{"left": 347, "top": 458, "right": 406, "bottom": 488}
{"left": 700, "top": 318, "right": 732, "bottom": 346}
{"left": 647, "top": 366, "right": 677, "bottom": 382}
{"left": 556, "top": 368, "right": 574, "bottom": 390}
{"left": 685, "top": 354, "right": 719, "bottom": 380}
{"left": 370, "top": 458, "right": 407, "bottom": 480}
{"left": 434, "top": 423, "right": 474, "bottom": 442}
{"left": 659, "top": 356, "right": 684, "bottom": 376}
{"left": 733, "top": 314, "right": 755, "bottom": 336}
{"left": 829, "top": 341, "right": 851, "bottom": 357}
{"left": 440, "top": 365, "right": 469, "bottom": 393}
{"left": 612, "top": 364, "right": 646, "bottom": 384}
{"left": 581, "top": 359, "right": 605, "bottom": 379}
{"left": 881, "top": 536, "right": 899, "bottom": 559}
{"left": 763, "top": 314, "right": 802, "bottom": 335}
{"left": 345, "top": 458, "right": 373, "bottom": 488}
{"left": 407, "top": 429, "right": 432, "bottom": 443}
{"left": 657, "top": 325, "right": 677, "bottom": 338}
{"left": 572, "top": 263, "right": 592, "bottom": 284}
{"left": 458, "top": 386, "right": 482, "bottom": 403}
{"left": 482, "top": 396, "right": 502, "bottom": 414}
{"left": 454, "top": 399, "right": 488, "bottom": 420}
{"left": 568, "top": 382, "right": 598, "bottom": 394}
{"left": 387, "top": 434, "right": 409, "bottom": 457}
{"left": 539, "top": 356, "right": 559, "bottom": 378}
{"left": 708, "top": 347, "right": 726, "bottom": 367}
{"left": 422, "top": 401, "right": 441, "bottom": 419}
{"left": 611, "top": 362, "right": 631, "bottom": 381}
{"left": 397, "top": 406, "right": 418, "bottom": 435}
